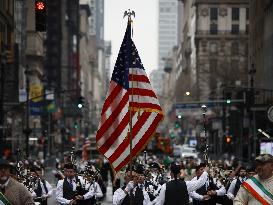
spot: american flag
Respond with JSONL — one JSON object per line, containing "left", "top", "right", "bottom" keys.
{"left": 96, "top": 22, "right": 164, "bottom": 173}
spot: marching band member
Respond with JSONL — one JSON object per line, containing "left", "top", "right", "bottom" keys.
{"left": 30, "top": 167, "right": 53, "bottom": 205}
{"left": 154, "top": 162, "right": 208, "bottom": 205}
{"left": 190, "top": 163, "right": 226, "bottom": 205}
{"left": 226, "top": 166, "right": 247, "bottom": 203}
{"left": 55, "top": 163, "right": 95, "bottom": 205}
{"left": 113, "top": 166, "right": 151, "bottom": 205}
{"left": 82, "top": 164, "right": 103, "bottom": 205}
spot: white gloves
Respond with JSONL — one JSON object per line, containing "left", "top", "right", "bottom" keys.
{"left": 125, "top": 181, "right": 135, "bottom": 192}
{"left": 226, "top": 193, "right": 234, "bottom": 200}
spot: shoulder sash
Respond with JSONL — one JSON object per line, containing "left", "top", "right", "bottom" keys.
{"left": 0, "top": 192, "right": 12, "bottom": 205}
{"left": 242, "top": 176, "right": 273, "bottom": 205}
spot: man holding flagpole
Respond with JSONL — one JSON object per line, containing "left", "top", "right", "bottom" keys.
{"left": 113, "top": 166, "right": 151, "bottom": 205}
{"left": 234, "top": 154, "right": 273, "bottom": 205}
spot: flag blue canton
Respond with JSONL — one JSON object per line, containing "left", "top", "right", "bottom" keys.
{"left": 111, "top": 24, "right": 144, "bottom": 90}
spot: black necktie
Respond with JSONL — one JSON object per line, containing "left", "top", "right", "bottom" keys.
{"left": 69, "top": 180, "right": 74, "bottom": 190}
{"left": 35, "top": 181, "right": 42, "bottom": 197}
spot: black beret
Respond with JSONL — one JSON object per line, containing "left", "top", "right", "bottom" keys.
{"left": 170, "top": 162, "right": 181, "bottom": 175}
{"left": 149, "top": 162, "right": 160, "bottom": 170}
{"left": 135, "top": 164, "right": 145, "bottom": 175}
{"left": 64, "top": 163, "right": 77, "bottom": 170}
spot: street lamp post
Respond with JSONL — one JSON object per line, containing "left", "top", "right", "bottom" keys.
{"left": 23, "top": 65, "right": 32, "bottom": 158}
{"left": 201, "top": 105, "right": 209, "bottom": 164}
{"left": 0, "top": 45, "right": 7, "bottom": 158}
{"left": 249, "top": 64, "right": 256, "bottom": 158}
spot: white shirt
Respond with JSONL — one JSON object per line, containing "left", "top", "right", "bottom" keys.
{"left": 31, "top": 179, "right": 53, "bottom": 199}
{"left": 153, "top": 171, "right": 208, "bottom": 205}
{"left": 189, "top": 176, "right": 226, "bottom": 201}
{"left": 84, "top": 181, "right": 103, "bottom": 198}
{"left": 56, "top": 176, "right": 94, "bottom": 204}
{"left": 227, "top": 177, "right": 246, "bottom": 200}
{"left": 113, "top": 186, "right": 151, "bottom": 205}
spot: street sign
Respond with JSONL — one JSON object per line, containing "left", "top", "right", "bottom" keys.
{"left": 30, "top": 84, "right": 43, "bottom": 102}
{"left": 175, "top": 102, "right": 214, "bottom": 109}
{"left": 268, "top": 106, "right": 273, "bottom": 123}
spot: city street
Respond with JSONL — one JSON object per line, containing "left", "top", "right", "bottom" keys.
{"left": 1, "top": 0, "right": 273, "bottom": 205}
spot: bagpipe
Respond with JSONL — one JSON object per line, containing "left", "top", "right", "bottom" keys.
{"left": 14, "top": 149, "right": 40, "bottom": 194}
{"left": 69, "top": 147, "right": 102, "bottom": 205}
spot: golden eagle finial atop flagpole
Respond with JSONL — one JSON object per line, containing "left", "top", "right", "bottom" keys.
{"left": 123, "top": 9, "right": 135, "bottom": 23}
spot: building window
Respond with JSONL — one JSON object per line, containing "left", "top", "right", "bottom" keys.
{"left": 165, "top": 7, "right": 171, "bottom": 12}
{"left": 246, "top": 24, "right": 249, "bottom": 34}
{"left": 0, "top": 0, "right": 5, "bottom": 11}
{"left": 231, "top": 42, "right": 239, "bottom": 55}
{"left": 210, "top": 23, "right": 218, "bottom": 35}
{"left": 232, "top": 8, "right": 240, "bottom": 20}
{"left": 231, "top": 60, "right": 239, "bottom": 73}
{"left": 209, "top": 42, "right": 218, "bottom": 54}
{"left": 231, "top": 24, "right": 239, "bottom": 34}
{"left": 209, "top": 59, "right": 218, "bottom": 92}
{"left": 210, "top": 8, "right": 218, "bottom": 20}
{"left": 246, "top": 8, "right": 249, "bottom": 20}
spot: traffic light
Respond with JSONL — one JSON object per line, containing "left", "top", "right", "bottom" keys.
{"left": 174, "top": 121, "right": 180, "bottom": 129}
{"left": 170, "top": 132, "right": 176, "bottom": 139}
{"left": 225, "top": 92, "right": 232, "bottom": 104}
{"left": 226, "top": 135, "right": 232, "bottom": 144}
{"left": 35, "top": 0, "right": 47, "bottom": 32}
{"left": 74, "top": 122, "right": 78, "bottom": 129}
{"left": 77, "top": 96, "right": 85, "bottom": 109}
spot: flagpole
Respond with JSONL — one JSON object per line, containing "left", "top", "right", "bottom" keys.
{"left": 124, "top": 9, "right": 135, "bottom": 205}
{"left": 128, "top": 15, "right": 133, "bottom": 181}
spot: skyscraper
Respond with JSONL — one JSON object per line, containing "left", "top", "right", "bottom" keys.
{"left": 158, "top": 0, "right": 179, "bottom": 70}
{"left": 152, "top": 0, "right": 179, "bottom": 97}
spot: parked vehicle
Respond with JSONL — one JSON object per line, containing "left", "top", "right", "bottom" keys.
{"left": 173, "top": 144, "right": 198, "bottom": 159}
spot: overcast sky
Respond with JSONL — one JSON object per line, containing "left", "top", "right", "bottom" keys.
{"left": 104, "top": 0, "right": 158, "bottom": 76}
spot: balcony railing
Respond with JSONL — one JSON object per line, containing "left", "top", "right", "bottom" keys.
{"left": 193, "top": 0, "right": 249, "bottom": 5}
{"left": 196, "top": 30, "right": 248, "bottom": 36}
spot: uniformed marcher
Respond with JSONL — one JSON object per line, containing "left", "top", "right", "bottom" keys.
{"left": 82, "top": 167, "right": 103, "bottom": 205}
{"left": 153, "top": 162, "right": 208, "bottom": 205}
{"left": 190, "top": 163, "right": 226, "bottom": 205}
{"left": 113, "top": 166, "right": 151, "bottom": 205}
{"left": 55, "top": 163, "right": 95, "bottom": 205}
{"left": 30, "top": 166, "right": 53, "bottom": 205}
{"left": 0, "top": 159, "right": 35, "bottom": 205}
{"left": 226, "top": 166, "right": 247, "bottom": 204}
{"left": 234, "top": 154, "right": 273, "bottom": 205}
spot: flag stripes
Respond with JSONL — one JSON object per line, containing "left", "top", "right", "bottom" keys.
{"left": 129, "top": 74, "right": 150, "bottom": 83}
{"left": 96, "top": 67, "right": 163, "bottom": 172}
{"left": 113, "top": 113, "right": 163, "bottom": 172}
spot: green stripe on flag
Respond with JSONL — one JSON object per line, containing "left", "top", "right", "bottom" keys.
{"left": 250, "top": 177, "right": 273, "bottom": 200}
{"left": 0, "top": 192, "right": 11, "bottom": 205}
